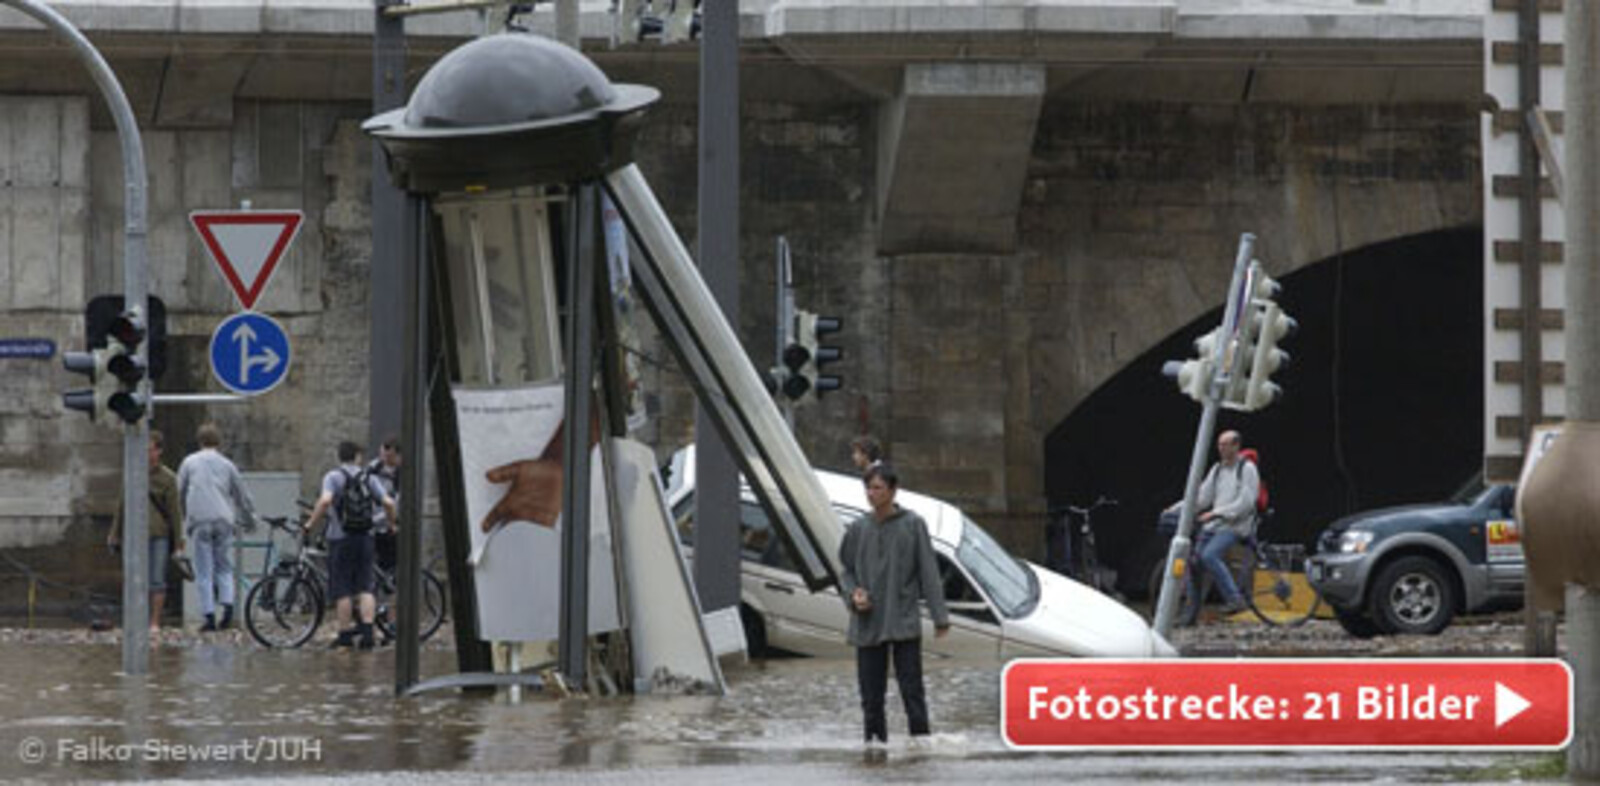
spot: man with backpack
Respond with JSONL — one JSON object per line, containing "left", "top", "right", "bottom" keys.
{"left": 304, "top": 441, "right": 396, "bottom": 649}
{"left": 1164, "top": 429, "right": 1261, "bottom": 615}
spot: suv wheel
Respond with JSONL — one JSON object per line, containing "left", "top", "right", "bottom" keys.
{"left": 1332, "top": 606, "right": 1382, "bottom": 639}
{"left": 1368, "top": 555, "right": 1456, "bottom": 635}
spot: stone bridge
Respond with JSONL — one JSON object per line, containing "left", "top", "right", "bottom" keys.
{"left": 0, "top": 1, "right": 1490, "bottom": 598}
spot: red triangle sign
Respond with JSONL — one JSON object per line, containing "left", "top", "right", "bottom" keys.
{"left": 190, "top": 210, "right": 304, "bottom": 310}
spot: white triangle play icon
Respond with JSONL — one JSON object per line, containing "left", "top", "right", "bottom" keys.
{"left": 1495, "top": 682, "right": 1531, "bottom": 728}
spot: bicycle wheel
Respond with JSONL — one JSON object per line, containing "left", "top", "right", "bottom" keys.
{"left": 245, "top": 573, "right": 324, "bottom": 649}
{"left": 1246, "top": 544, "right": 1321, "bottom": 627}
{"left": 376, "top": 570, "right": 448, "bottom": 642}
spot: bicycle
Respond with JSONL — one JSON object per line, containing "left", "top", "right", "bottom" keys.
{"left": 243, "top": 514, "right": 447, "bottom": 648}
{"left": 297, "top": 496, "right": 448, "bottom": 643}
{"left": 243, "top": 516, "right": 328, "bottom": 648}
{"left": 1150, "top": 511, "right": 1323, "bottom": 628}
{"left": 1051, "top": 497, "right": 1119, "bottom": 595}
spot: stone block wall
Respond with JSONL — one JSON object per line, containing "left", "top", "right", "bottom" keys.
{"left": 0, "top": 81, "right": 1483, "bottom": 611}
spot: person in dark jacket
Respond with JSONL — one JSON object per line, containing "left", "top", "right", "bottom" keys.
{"left": 838, "top": 463, "right": 950, "bottom": 746}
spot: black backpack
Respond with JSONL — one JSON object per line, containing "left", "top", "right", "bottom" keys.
{"left": 337, "top": 467, "right": 375, "bottom": 533}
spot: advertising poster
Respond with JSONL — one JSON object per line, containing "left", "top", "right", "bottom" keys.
{"left": 454, "top": 384, "right": 621, "bottom": 642}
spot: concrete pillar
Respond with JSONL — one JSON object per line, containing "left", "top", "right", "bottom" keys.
{"left": 1564, "top": 1, "right": 1600, "bottom": 779}
{"left": 877, "top": 63, "right": 1044, "bottom": 255}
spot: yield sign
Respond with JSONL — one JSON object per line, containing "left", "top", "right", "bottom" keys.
{"left": 190, "top": 210, "right": 304, "bottom": 310}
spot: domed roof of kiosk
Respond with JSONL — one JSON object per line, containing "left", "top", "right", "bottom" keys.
{"left": 387, "top": 33, "right": 655, "bottom": 135}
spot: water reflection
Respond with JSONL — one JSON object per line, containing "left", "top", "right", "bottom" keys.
{"left": 0, "top": 639, "right": 1545, "bottom": 782}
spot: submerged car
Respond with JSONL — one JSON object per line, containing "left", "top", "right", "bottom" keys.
{"left": 1306, "top": 483, "right": 1521, "bottom": 637}
{"left": 663, "top": 447, "right": 1175, "bottom": 659}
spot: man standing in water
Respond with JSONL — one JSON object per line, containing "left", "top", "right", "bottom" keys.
{"left": 838, "top": 463, "right": 949, "bottom": 747}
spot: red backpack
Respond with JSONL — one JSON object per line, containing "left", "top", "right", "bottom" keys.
{"left": 1237, "top": 448, "right": 1270, "bottom": 514}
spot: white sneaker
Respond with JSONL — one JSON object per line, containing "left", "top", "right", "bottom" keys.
{"left": 863, "top": 738, "right": 888, "bottom": 750}
{"left": 906, "top": 736, "right": 933, "bottom": 752}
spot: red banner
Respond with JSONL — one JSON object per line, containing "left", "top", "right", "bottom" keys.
{"left": 1002, "top": 658, "right": 1570, "bottom": 750}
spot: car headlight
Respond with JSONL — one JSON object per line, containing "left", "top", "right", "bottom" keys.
{"left": 1338, "top": 530, "right": 1375, "bottom": 554}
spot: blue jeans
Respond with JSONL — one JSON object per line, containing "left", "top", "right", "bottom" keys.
{"left": 191, "top": 521, "right": 235, "bottom": 615}
{"left": 1192, "top": 528, "right": 1245, "bottom": 605}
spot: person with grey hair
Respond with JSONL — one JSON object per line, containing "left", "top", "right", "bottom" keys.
{"left": 177, "top": 422, "right": 259, "bottom": 632}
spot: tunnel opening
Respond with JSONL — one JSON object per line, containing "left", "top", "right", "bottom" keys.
{"left": 1043, "top": 228, "right": 1483, "bottom": 597}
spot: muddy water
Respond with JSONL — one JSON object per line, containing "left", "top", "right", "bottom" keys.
{"left": 0, "top": 636, "right": 1553, "bottom": 783}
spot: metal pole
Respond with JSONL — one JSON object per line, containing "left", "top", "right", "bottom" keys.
{"left": 1564, "top": 1, "right": 1600, "bottom": 776}
{"left": 2, "top": 0, "right": 151, "bottom": 675}
{"left": 693, "top": 0, "right": 742, "bottom": 615}
{"left": 371, "top": 0, "right": 408, "bottom": 457}
{"left": 556, "top": 0, "right": 579, "bottom": 47}
{"left": 1152, "top": 234, "right": 1255, "bottom": 639}
{"left": 558, "top": 183, "right": 599, "bottom": 685}
{"left": 395, "top": 196, "right": 428, "bottom": 694}
{"left": 776, "top": 236, "right": 794, "bottom": 428}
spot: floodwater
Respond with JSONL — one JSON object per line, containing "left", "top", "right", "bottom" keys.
{"left": 0, "top": 630, "right": 1562, "bottom": 783}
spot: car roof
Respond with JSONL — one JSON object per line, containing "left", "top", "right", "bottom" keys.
{"left": 669, "top": 445, "right": 963, "bottom": 547}
{"left": 811, "top": 465, "right": 961, "bottom": 546}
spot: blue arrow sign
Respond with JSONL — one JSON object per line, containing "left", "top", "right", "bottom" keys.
{"left": 0, "top": 338, "right": 55, "bottom": 359}
{"left": 210, "top": 313, "right": 291, "bottom": 395}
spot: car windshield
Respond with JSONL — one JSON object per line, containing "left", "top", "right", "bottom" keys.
{"left": 955, "top": 515, "right": 1038, "bottom": 619}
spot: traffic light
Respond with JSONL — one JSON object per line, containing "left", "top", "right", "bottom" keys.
{"left": 803, "top": 311, "right": 843, "bottom": 398}
{"left": 1227, "top": 263, "right": 1295, "bottom": 412}
{"left": 778, "top": 310, "right": 844, "bottom": 402}
{"left": 63, "top": 304, "right": 151, "bottom": 425}
{"left": 780, "top": 333, "right": 811, "bottom": 401}
{"left": 1164, "top": 325, "right": 1224, "bottom": 403}
{"left": 1242, "top": 302, "right": 1296, "bottom": 411}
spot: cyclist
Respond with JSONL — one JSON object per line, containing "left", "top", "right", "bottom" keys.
{"left": 304, "top": 441, "right": 396, "bottom": 650}
{"left": 1163, "top": 429, "right": 1260, "bottom": 615}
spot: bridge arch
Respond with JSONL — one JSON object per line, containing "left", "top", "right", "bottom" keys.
{"left": 1042, "top": 227, "right": 1482, "bottom": 595}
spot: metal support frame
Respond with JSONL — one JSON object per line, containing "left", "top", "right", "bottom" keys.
{"left": 558, "top": 183, "right": 600, "bottom": 685}
{"left": 3, "top": 0, "right": 151, "bottom": 675}
{"left": 607, "top": 165, "right": 840, "bottom": 590}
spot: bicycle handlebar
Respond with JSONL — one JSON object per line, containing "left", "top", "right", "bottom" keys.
{"left": 1063, "top": 497, "right": 1119, "bottom": 517}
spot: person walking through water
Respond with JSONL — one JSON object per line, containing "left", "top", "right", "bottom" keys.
{"left": 109, "top": 429, "right": 184, "bottom": 635}
{"left": 838, "top": 463, "right": 949, "bottom": 747}
{"left": 176, "top": 422, "right": 259, "bottom": 632}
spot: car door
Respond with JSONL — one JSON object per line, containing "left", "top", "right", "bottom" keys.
{"left": 924, "top": 550, "right": 1004, "bottom": 659}
{"left": 730, "top": 499, "right": 855, "bottom": 655}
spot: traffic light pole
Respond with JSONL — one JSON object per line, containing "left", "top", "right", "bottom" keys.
{"left": 2, "top": 0, "right": 152, "bottom": 674}
{"left": 775, "top": 236, "right": 795, "bottom": 428}
{"left": 1151, "top": 233, "right": 1255, "bottom": 639}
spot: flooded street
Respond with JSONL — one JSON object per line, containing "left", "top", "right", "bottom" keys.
{"left": 0, "top": 622, "right": 1564, "bottom": 783}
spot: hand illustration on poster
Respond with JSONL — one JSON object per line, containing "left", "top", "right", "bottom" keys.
{"left": 455, "top": 384, "right": 619, "bottom": 642}
{"left": 481, "top": 425, "right": 565, "bottom": 532}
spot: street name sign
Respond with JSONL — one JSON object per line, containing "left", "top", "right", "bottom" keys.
{"left": 0, "top": 338, "right": 55, "bottom": 359}
{"left": 190, "top": 210, "right": 303, "bottom": 310}
{"left": 209, "top": 312, "right": 291, "bottom": 395}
